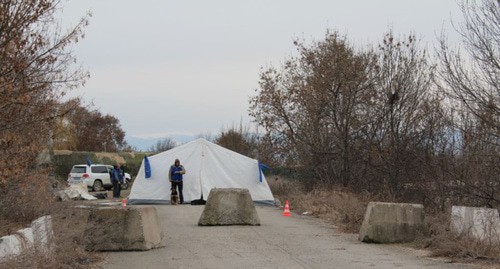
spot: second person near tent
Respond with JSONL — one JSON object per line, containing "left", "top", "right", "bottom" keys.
{"left": 169, "top": 159, "right": 186, "bottom": 204}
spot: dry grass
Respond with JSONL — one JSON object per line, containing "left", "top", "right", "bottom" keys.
{"left": 0, "top": 175, "right": 55, "bottom": 225}
{"left": 0, "top": 220, "right": 26, "bottom": 238}
{"left": 420, "top": 211, "right": 500, "bottom": 264}
{"left": 270, "top": 176, "right": 500, "bottom": 267}
{"left": 268, "top": 176, "right": 370, "bottom": 233}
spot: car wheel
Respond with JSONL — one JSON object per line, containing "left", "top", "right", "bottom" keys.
{"left": 120, "top": 179, "right": 130, "bottom": 190}
{"left": 93, "top": 180, "right": 104, "bottom": 192}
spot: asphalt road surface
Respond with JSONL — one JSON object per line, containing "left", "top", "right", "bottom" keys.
{"left": 103, "top": 205, "right": 475, "bottom": 269}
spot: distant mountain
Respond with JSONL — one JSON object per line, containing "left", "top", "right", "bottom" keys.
{"left": 125, "top": 137, "right": 157, "bottom": 151}
{"left": 126, "top": 135, "right": 196, "bottom": 151}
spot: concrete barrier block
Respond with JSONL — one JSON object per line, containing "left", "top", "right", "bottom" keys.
{"left": 0, "top": 228, "right": 34, "bottom": 261}
{"left": 358, "top": 202, "right": 426, "bottom": 243}
{"left": 451, "top": 206, "right": 500, "bottom": 243}
{"left": 0, "top": 215, "right": 55, "bottom": 261}
{"left": 0, "top": 234, "right": 24, "bottom": 260}
{"left": 198, "top": 188, "right": 260, "bottom": 226}
{"left": 31, "top": 216, "right": 53, "bottom": 252}
{"left": 84, "top": 206, "right": 164, "bottom": 251}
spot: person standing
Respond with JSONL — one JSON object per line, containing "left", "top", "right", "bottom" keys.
{"left": 169, "top": 159, "right": 186, "bottom": 204}
{"left": 111, "top": 164, "right": 123, "bottom": 198}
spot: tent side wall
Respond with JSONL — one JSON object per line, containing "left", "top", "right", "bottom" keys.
{"left": 201, "top": 142, "right": 274, "bottom": 202}
{"left": 128, "top": 156, "right": 171, "bottom": 204}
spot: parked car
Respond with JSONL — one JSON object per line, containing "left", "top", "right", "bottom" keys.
{"left": 67, "top": 164, "right": 132, "bottom": 191}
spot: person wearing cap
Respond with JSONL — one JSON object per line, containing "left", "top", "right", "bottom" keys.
{"left": 168, "top": 159, "right": 186, "bottom": 204}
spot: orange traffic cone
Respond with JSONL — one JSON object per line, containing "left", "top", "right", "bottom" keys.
{"left": 122, "top": 198, "right": 127, "bottom": 207}
{"left": 282, "top": 200, "right": 291, "bottom": 217}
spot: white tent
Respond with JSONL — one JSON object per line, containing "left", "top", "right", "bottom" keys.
{"left": 128, "top": 138, "right": 274, "bottom": 205}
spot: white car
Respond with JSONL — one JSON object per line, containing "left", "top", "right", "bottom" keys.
{"left": 67, "top": 164, "right": 132, "bottom": 191}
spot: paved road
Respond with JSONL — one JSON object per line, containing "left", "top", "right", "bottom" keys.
{"left": 103, "top": 205, "right": 474, "bottom": 269}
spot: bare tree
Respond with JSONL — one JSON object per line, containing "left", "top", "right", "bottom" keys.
{"left": 52, "top": 102, "right": 127, "bottom": 152}
{"left": 148, "top": 137, "right": 177, "bottom": 153}
{"left": 367, "top": 32, "right": 435, "bottom": 197}
{"left": 250, "top": 30, "right": 447, "bottom": 198}
{"left": 250, "top": 32, "right": 377, "bottom": 187}
{"left": 0, "top": 0, "right": 91, "bottom": 240}
{"left": 0, "top": 0, "right": 89, "bottom": 187}
{"left": 215, "top": 123, "right": 259, "bottom": 158}
{"left": 249, "top": 2, "right": 499, "bottom": 208}
{"left": 436, "top": 0, "right": 500, "bottom": 208}
{"left": 438, "top": 0, "right": 499, "bottom": 144}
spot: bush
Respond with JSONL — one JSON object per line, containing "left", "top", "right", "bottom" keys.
{"left": 268, "top": 176, "right": 370, "bottom": 233}
{"left": 419, "top": 210, "right": 500, "bottom": 263}
{"left": 0, "top": 171, "right": 54, "bottom": 226}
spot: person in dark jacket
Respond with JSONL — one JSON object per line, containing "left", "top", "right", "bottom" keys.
{"left": 168, "top": 159, "right": 186, "bottom": 204}
{"left": 111, "top": 164, "right": 123, "bottom": 198}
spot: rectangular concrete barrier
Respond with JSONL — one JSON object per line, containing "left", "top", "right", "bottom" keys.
{"left": 450, "top": 206, "right": 500, "bottom": 243}
{"left": 0, "top": 216, "right": 53, "bottom": 261}
{"left": 358, "top": 202, "right": 426, "bottom": 243}
{"left": 84, "top": 206, "right": 164, "bottom": 251}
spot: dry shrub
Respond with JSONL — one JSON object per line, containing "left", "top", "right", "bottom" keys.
{"left": 0, "top": 171, "right": 55, "bottom": 235}
{"left": 305, "top": 189, "right": 370, "bottom": 233}
{"left": 421, "top": 211, "right": 500, "bottom": 263}
{"left": 0, "top": 220, "right": 26, "bottom": 238}
{"left": 0, "top": 171, "right": 103, "bottom": 269}
{"left": 268, "top": 176, "right": 305, "bottom": 198}
{"left": 0, "top": 202, "right": 103, "bottom": 269}
{"left": 268, "top": 176, "right": 370, "bottom": 233}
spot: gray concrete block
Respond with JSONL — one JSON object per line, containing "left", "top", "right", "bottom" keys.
{"left": 0, "top": 215, "right": 53, "bottom": 261}
{"left": 450, "top": 206, "right": 500, "bottom": 243}
{"left": 198, "top": 188, "right": 260, "bottom": 226}
{"left": 84, "top": 206, "right": 164, "bottom": 251}
{"left": 31, "top": 216, "right": 53, "bottom": 253}
{"left": 358, "top": 202, "right": 426, "bottom": 243}
{"left": 0, "top": 234, "right": 24, "bottom": 261}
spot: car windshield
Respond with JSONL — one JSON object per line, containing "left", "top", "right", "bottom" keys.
{"left": 71, "top": 166, "right": 86, "bottom": 173}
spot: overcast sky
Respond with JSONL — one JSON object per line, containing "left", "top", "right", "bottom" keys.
{"left": 58, "top": 0, "right": 463, "bottom": 142}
